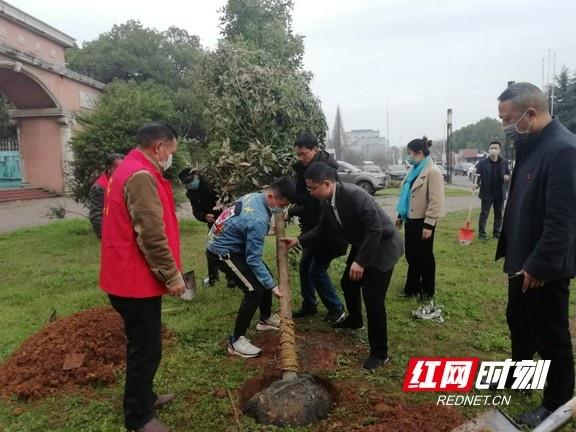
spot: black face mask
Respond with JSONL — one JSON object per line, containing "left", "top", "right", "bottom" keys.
{"left": 503, "top": 110, "right": 532, "bottom": 144}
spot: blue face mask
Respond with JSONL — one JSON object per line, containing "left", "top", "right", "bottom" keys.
{"left": 186, "top": 178, "right": 200, "bottom": 190}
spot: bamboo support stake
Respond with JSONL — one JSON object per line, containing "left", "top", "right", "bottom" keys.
{"left": 274, "top": 211, "right": 299, "bottom": 381}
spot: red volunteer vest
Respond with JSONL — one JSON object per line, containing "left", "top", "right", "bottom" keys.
{"left": 94, "top": 173, "right": 109, "bottom": 189}
{"left": 99, "top": 148, "right": 181, "bottom": 298}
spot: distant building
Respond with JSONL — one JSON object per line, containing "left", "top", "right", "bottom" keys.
{"left": 0, "top": 0, "right": 104, "bottom": 193}
{"left": 344, "top": 129, "right": 389, "bottom": 160}
{"left": 457, "top": 149, "right": 487, "bottom": 164}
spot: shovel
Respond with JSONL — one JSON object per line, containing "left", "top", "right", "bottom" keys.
{"left": 458, "top": 188, "right": 477, "bottom": 245}
{"left": 451, "top": 396, "right": 576, "bottom": 432}
{"left": 180, "top": 270, "right": 196, "bottom": 301}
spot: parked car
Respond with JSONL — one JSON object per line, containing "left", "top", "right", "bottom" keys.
{"left": 361, "top": 164, "right": 385, "bottom": 175}
{"left": 388, "top": 164, "right": 408, "bottom": 181}
{"left": 358, "top": 161, "right": 383, "bottom": 172}
{"left": 454, "top": 162, "right": 474, "bottom": 176}
{"left": 337, "top": 161, "right": 387, "bottom": 194}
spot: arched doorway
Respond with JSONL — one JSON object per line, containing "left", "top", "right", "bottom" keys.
{"left": 0, "top": 61, "right": 75, "bottom": 192}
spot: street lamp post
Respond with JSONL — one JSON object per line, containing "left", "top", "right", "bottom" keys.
{"left": 446, "top": 108, "right": 453, "bottom": 184}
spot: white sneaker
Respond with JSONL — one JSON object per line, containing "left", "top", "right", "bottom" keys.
{"left": 256, "top": 313, "right": 281, "bottom": 331}
{"left": 227, "top": 336, "right": 261, "bottom": 358}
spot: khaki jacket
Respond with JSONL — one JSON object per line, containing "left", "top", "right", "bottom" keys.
{"left": 403, "top": 161, "right": 445, "bottom": 227}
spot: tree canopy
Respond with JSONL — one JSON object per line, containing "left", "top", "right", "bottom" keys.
{"left": 552, "top": 67, "right": 576, "bottom": 133}
{"left": 451, "top": 117, "right": 505, "bottom": 152}
{"left": 67, "top": 81, "right": 184, "bottom": 202}
{"left": 65, "top": 1, "right": 328, "bottom": 202}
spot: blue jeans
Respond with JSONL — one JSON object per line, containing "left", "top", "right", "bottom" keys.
{"left": 299, "top": 246, "right": 342, "bottom": 312}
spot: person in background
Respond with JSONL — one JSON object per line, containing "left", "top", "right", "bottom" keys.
{"left": 100, "top": 122, "right": 185, "bottom": 432}
{"left": 284, "top": 162, "right": 403, "bottom": 371}
{"left": 88, "top": 153, "right": 124, "bottom": 239}
{"left": 178, "top": 168, "right": 234, "bottom": 288}
{"left": 206, "top": 178, "right": 296, "bottom": 358}
{"left": 289, "top": 133, "right": 346, "bottom": 324}
{"left": 396, "top": 137, "right": 445, "bottom": 302}
{"left": 474, "top": 140, "right": 510, "bottom": 240}
{"left": 496, "top": 82, "right": 576, "bottom": 427}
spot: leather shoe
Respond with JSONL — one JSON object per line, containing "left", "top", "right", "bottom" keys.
{"left": 332, "top": 317, "right": 363, "bottom": 330}
{"left": 293, "top": 305, "right": 318, "bottom": 318}
{"left": 516, "top": 405, "right": 552, "bottom": 427}
{"left": 153, "top": 393, "right": 176, "bottom": 409}
{"left": 362, "top": 355, "right": 390, "bottom": 372}
{"left": 136, "top": 418, "right": 169, "bottom": 432}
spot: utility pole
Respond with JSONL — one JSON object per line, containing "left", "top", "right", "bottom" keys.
{"left": 446, "top": 109, "right": 453, "bottom": 184}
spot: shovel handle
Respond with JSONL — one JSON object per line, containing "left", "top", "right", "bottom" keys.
{"left": 466, "top": 189, "right": 477, "bottom": 224}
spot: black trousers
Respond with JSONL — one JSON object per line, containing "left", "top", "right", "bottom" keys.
{"left": 506, "top": 278, "right": 574, "bottom": 410}
{"left": 206, "top": 250, "right": 272, "bottom": 338}
{"left": 404, "top": 218, "right": 436, "bottom": 298}
{"left": 479, "top": 197, "right": 503, "bottom": 236}
{"left": 341, "top": 249, "right": 394, "bottom": 359}
{"left": 108, "top": 295, "right": 162, "bottom": 430}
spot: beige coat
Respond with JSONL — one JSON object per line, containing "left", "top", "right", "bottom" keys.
{"left": 402, "top": 161, "right": 445, "bottom": 227}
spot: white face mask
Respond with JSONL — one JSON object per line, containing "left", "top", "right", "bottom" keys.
{"left": 159, "top": 146, "right": 173, "bottom": 171}
{"left": 489, "top": 148, "right": 500, "bottom": 157}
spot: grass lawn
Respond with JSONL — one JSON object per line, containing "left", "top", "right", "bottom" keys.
{"left": 0, "top": 212, "right": 573, "bottom": 431}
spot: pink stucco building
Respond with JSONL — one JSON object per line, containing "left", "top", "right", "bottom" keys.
{"left": 0, "top": 0, "right": 104, "bottom": 193}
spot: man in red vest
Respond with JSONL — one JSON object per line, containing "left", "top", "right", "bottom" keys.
{"left": 88, "top": 153, "right": 124, "bottom": 239}
{"left": 100, "top": 122, "right": 185, "bottom": 432}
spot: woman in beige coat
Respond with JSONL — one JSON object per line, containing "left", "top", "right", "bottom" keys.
{"left": 395, "top": 137, "right": 445, "bottom": 300}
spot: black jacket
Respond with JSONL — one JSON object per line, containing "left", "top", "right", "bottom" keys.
{"left": 88, "top": 184, "right": 105, "bottom": 239}
{"left": 289, "top": 150, "right": 339, "bottom": 230}
{"left": 475, "top": 156, "right": 510, "bottom": 200}
{"left": 185, "top": 180, "right": 221, "bottom": 226}
{"left": 289, "top": 150, "right": 347, "bottom": 258}
{"left": 496, "top": 118, "right": 576, "bottom": 280}
{"left": 299, "top": 182, "right": 403, "bottom": 273}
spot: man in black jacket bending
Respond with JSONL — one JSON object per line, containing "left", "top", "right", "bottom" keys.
{"left": 496, "top": 82, "right": 576, "bottom": 427}
{"left": 284, "top": 162, "right": 403, "bottom": 371}
{"left": 288, "top": 133, "right": 346, "bottom": 324}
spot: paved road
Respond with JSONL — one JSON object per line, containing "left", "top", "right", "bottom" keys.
{"left": 0, "top": 189, "right": 480, "bottom": 235}
{"left": 0, "top": 197, "right": 197, "bottom": 234}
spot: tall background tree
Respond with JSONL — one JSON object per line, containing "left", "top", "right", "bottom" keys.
{"left": 65, "top": 21, "right": 210, "bottom": 201}
{"left": 65, "top": 2, "right": 327, "bottom": 203}
{"left": 67, "top": 81, "right": 184, "bottom": 202}
{"left": 330, "top": 106, "right": 345, "bottom": 160}
{"left": 201, "top": 0, "right": 327, "bottom": 201}
{"left": 451, "top": 117, "right": 505, "bottom": 152}
{"left": 552, "top": 67, "right": 576, "bottom": 133}
{"left": 67, "top": 21, "right": 209, "bottom": 143}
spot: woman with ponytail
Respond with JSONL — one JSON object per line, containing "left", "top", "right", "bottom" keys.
{"left": 395, "top": 137, "right": 445, "bottom": 302}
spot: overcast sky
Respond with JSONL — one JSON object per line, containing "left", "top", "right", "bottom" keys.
{"left": 13, "top": 0, "right": 576, "bottom": 147}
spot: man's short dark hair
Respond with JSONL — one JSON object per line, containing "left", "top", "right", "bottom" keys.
{"left": 270, "top": 176, "right": 297, "bottom": 202}
{"left": 489, "top": 140, "right": 501, "bottom": 148}
{"left": 105, "top": 153, "right": 124, "bottom": 169}
{"left": 178, "top": 167, "right": 198, "bottom": 184}
{"left": 498, "top": 82, "right": 548, "bottom": 113}
{"left": 136, "top": 122, "right": 178, "bottom": 148}
{"left": 294, "top": 133, "right": 319, "bottom": 149}
{"left": 304, "top": 161, "right": 337, "bottom": 183}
